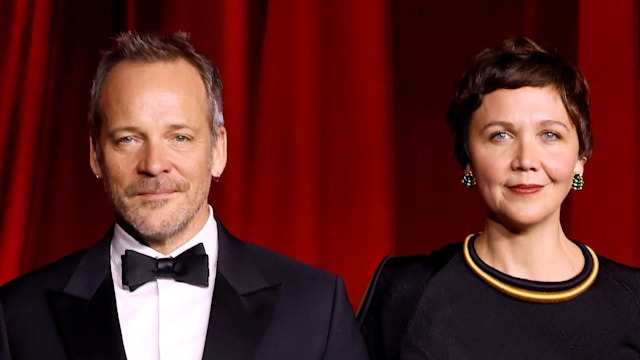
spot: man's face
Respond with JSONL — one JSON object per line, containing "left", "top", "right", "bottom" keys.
{"left": 90, "top": 59, "right": 226, "bottom": 252}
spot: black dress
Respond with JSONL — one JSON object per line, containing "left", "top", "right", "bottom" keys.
{"left": 358, "top": 235, "right": 640, "bottom": 359}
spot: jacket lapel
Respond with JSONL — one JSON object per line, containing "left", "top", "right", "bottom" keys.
{"left": 46, "top": 229, "right": 127, "bottom": 360}
{"left": 202, "top": 221, "right": 282, "bottom": 359}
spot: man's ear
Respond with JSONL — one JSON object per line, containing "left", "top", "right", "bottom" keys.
{"left": 89, "top": 137, "right": 102, "bottom": 178}
{"left": 211, "top": 126, "right": 227, "bottom": 178}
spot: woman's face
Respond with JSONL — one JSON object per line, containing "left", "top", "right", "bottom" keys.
{"left": 466, "top": 86, "right": 584, "bottom": 230}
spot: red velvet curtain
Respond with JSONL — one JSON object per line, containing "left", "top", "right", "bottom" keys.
{"left": 1, "top": 0, "right": 638, "bottom": 306}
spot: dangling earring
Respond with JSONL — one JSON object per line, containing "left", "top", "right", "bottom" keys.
{"left": 571, "top": 173, "right": 584, "bottom": 191}
{"left": 462, "top": 171, "right": 476, "bottom": 188}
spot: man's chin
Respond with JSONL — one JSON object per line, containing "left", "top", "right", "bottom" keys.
{"left": 116, "top": 208, "right": 183, "bottom": 237}
{"left": 129, "top": 220, "right": 185, "bottom": 244}
{"left": 113, "top": 195, "right": 208, "bottom": 245}
{"left": 135, "top": 197, "right": 173, "bottom": 210}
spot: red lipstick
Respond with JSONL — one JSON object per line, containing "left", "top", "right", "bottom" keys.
{"left": 508, "top": 184, "right": 543, "bottom": 194}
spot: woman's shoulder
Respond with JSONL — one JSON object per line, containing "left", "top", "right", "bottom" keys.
{"left": 598, "top": 256, "right": 640, "bottom": 296}
{"left": 357, "top": 242, "right": 463, "bottom": 358}
{"left": 380, "top": 242, "right": 463, "bottom": 284}
{"left": 358, "top": 242, "right": 462, "bottom": 319}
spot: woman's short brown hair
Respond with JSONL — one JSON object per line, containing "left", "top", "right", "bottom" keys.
{"left": 446, "top": 36, "right": 592, "bottom": 168}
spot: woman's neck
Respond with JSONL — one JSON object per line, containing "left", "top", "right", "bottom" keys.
{"left": 474, "top": 218, "right": 584, "bottom": 282}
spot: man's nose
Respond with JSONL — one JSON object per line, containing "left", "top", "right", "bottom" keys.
{"left": 137, "top": 140, "right": 171, "bottom": 176}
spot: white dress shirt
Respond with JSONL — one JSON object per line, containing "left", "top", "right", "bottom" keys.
{"left": 110, "top": 206, "right": 218, "bottom": 360}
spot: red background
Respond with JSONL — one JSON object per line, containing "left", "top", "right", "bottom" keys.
{"left": 1, "top": 0, "right": 639, "bottom": 307}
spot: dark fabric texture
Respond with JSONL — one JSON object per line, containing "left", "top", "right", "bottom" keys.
{"left": 358, "top": 243, "right": 640, "bottom": 359}
{"left": 358, "top": 244, "right": 461, "bottom": 359}
{"left": 0, "top": 221, "right": 368, "bottom": 360}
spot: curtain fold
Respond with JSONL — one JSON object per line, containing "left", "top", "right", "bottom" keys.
{"left": 571, "top": 0, "right": 640, "bottom": 263}
{"left": 0, "top": 0, "right": 55, "bottom": 278}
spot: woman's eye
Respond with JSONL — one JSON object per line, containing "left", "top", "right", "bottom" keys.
{"left": 542, "top": 132, "right": 560, "bottom": 140}
{"left": 491, "top": 132, "right": 509, "bottom": 141}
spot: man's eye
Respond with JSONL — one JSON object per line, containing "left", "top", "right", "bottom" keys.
{"left": 175, "top": 135, "right": 189, "bottom": 142}
{"left": 118, "top": 136, "right": 134, "bottom": 143}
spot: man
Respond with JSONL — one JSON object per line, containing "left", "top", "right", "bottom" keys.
{"left": 0, "top": 32, "right": 368, "bottom": 360}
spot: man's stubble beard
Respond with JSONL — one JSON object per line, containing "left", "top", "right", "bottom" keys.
{"left": 105, "top": 175, "right": 211, "bottom": 246}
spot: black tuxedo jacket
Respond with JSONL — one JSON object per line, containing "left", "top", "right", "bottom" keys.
{"left": 0, "top": 221, "right": 368, "bottom": 359}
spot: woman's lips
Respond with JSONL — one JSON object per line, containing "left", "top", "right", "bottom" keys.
{"left": 508, "top": 184, "right": 543, "bottom": 194}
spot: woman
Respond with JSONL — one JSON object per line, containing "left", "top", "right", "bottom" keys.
{"left": 358, "top": 36, "right": 640, "bottom": 359}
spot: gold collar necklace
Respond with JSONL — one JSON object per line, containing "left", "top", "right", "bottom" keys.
{"left": 463, "top": 234, "right": 599, "bottom": 303}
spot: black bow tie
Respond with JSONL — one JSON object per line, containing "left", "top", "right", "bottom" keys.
{"left": 121, "top": 243, "right": 209, "bottom": 291}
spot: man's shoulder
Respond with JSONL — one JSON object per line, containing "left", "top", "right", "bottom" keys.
{"left": 216, "top": 220, "right": 338, "bottom": 286}
{"left": 1, "top": 228, "right": 112, "bottom": 303}
{"left": 0, "top": 249, "right": 88, "bottom": 301}
{"left": 241, "top": 240, "right": 336, "bottom": 283}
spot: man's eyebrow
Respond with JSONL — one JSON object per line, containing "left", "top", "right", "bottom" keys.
{"left": 107, "top": 126, "right": 141, "bottom": 134}
{"left": 165, "top": 124, "right": 197, "bottom": 131}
